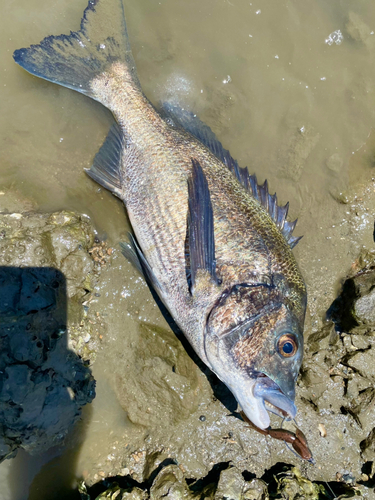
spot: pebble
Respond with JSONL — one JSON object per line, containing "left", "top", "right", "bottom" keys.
{"left": 326, "top": 153, "right": 343, "bottom": 173}
{"left": 342, "top": 473, "right": 356, "bottom": 484}
{"left": 318, "top": 423, "right": 327, "bottom": 437}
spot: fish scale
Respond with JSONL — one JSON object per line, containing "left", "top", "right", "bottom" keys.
{"left": 14, "top": 0, "right": 308, "bottom": 447}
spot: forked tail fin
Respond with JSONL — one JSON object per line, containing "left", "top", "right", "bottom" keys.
{"left": 13, "top": 0, "right": 139, "bottom": 99}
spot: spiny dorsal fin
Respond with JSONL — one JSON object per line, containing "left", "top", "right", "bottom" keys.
{"left": 162, "top": 103, "right": 302, "bottom": 248}
{"left": 246, "top": 173, "right": 301, "bottom": 248}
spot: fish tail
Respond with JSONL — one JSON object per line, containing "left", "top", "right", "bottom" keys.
{"left": 13, "top": 0, "right": 139, "bottom": 99}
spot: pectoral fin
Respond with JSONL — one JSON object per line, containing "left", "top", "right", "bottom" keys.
{"left": 187, "top": 159, "right": 219, "bottom": 294}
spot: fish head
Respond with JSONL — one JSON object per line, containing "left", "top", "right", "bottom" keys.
{"left": 204, "top": 284, "right": 305, "bottom": 429}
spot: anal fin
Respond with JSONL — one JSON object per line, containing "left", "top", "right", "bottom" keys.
{"left": 85, "top": 121, "right": 124, "bottom": 197}
{"left": 120, "top": 234, "right": 164, "bottom": 298}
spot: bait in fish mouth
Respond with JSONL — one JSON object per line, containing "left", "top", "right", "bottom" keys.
{"left": 13, "top": 0, "right": 309, "bottom": 458}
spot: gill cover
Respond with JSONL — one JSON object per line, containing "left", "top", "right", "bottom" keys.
{"left": 204, "top": 284, "right": 304, "bottom": 429}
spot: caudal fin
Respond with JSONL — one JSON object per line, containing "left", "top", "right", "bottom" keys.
{"left": 13, "top": 0, "right": 139, "bottom": 99}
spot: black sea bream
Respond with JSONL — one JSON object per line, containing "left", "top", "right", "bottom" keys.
{"left": 14, "top": 0, "right": 307, "bottom": 431}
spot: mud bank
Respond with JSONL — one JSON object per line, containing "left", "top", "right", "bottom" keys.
{"left": 2, "top": 149, "right": 375, "bottom": 500}
{"left": 72, "top": 179, "right": 375, "bottom": 499}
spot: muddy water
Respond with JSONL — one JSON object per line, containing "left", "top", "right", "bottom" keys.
{"left": 1, "top": 0, "right": 375, "bottom": 497}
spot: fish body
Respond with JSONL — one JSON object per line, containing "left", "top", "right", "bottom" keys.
{"left": 14, "top": 0, "right": 307, "bottom": 430}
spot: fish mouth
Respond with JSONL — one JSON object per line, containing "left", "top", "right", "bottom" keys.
{"left": 253, "top": 374, "right": 297, "bottom": 421}
{"left": 235, "top": 374, "right": 297, "bottom": 430}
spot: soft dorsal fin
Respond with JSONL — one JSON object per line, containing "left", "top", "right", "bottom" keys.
{"left": 162, "top": 103, "right": 302, "bottom": 249}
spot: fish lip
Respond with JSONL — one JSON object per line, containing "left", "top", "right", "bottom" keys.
{"left": 252, "top": 374, "right": 297, "bottom": 421}
{"left": 227, "top": 374, "right": 297, "bottom": 430}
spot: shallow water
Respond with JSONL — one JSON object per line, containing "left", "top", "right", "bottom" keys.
{"left": 1, "top": 0, "right": 375, "bottom": 497}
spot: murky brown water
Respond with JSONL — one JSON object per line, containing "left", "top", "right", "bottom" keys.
{"left": 1, "top": 0, "right": 375, "bottom": 497}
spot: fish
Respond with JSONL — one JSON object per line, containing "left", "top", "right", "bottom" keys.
{"left": 13, "top": 0, "right": 307, "bottom": 434}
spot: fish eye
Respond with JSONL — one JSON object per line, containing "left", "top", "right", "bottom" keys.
{"left": 277, "top": 333, "right": 298, "bottom": 358}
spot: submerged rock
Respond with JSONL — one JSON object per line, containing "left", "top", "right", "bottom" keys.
{"left": 0, "top": 211, "right": 101, "bottom": 461}
{"left": 346, "top": 12, "right": 375, "bottom": 48}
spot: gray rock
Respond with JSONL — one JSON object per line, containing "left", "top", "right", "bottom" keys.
{"left": 150, "top": 465, "right": 191, "bottom": 500}
{"left": 215, "top": 467, "right": 268, "bottom": 500}
{"left": 355, "top": 289, "right": 375, "bottom": 324}
{"left": 347, "top": 350, "right": 375, "bottom": 379}
{"left": 243, "top": 479, "right": 269, "bottom": 500}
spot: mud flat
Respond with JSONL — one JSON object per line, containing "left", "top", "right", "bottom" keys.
{"left": 66, "top": 171, "right": 375, "bottom": 499}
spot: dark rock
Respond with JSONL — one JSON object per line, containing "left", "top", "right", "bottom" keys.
{"left": 0, "top": 211, "right": 101, "bottom": 462}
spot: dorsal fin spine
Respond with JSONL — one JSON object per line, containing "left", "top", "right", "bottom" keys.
{"left": 260, "top": 180, "right": 269, "bottom": 210}
{"left": 282, "top": 219, "right": 297, "bottom": 239}
{"left": 269, "top": 193, "right": 277, "bottom": 220}
{"left": 248, "top": 174, "right": 259, "bottom": 201}
{"left": 289, "top": 235, "right": 303, "bottom": 249}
